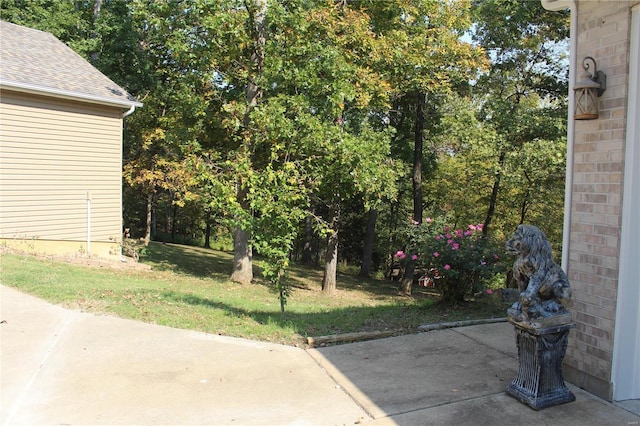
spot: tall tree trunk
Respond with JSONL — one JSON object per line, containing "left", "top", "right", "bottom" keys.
{"left": 231, "top": 0, "right": 266, "bottom": 284}
{"left": 171, "top": 202, "right": 177, "bottom": 243}
{"left": 412, "top": 92, "right": 425, "bottom": 225}
{"left": 302, "top": 213, "right": 314, "bottom": 264}
{"left": 204, "top": 209, "right": 212, "bottom": 249}
{"left": 244, "top": 1, "right": 266, "bottom": 116}
{"left": 399, "top": 262, "right": 415, "bottom": 296}
{"left": 359, "top": 208, "right": 378, "bottom": 277}
{"left": 399, "top": 92, "right": 426, "bottom": 295}
{"left": 89, "top": 0, "right": 102, "bottom": 64}
{"left": 144, "top": 191, "right": 152, "bottom": 246}
{"left": 519, "top": 189, "right": 530, "bottom": 225}
{"left": 93, "top": 0, "right": 102, "bottom": 19}
{"left": 519, "top": 172, "right": 532, "bottom": 225}
{"left": 483, "top": 151, "right": 506, "bottom": 236}
{"left": 322, "top": 202, "right": 340, "bottom": 296}
{"left": 388, "top": 198, "right": 400, "bottom": 264}
{"left": 164, "top": 209, "right": 169, "bottom": 242}
{"left": 231, "top": 225, "right": 253, "bottom": 282}
{"left": 231, "top": 187, "right": 253, "bottom": 283}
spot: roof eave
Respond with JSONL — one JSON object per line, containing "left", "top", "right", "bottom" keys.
{"left": 541, "top": 0, "right": 573, "bottom": 11}
{"left": 0, "top": 79, "right": 143, "bottom": 110}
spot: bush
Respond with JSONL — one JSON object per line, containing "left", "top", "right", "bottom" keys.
{"left": 396, "top": 217, "right": 506, "bottom": 304}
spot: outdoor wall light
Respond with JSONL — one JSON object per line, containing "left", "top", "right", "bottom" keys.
{"left": 574, "top": 56, "right": 606, "bottom": 120}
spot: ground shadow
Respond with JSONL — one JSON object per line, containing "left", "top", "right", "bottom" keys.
{"left": 141, "top": 242, "right": 436, "bottom": 301}
{"left": 156, "top": 289, "right": 472, "bottom": 344}
{"left": 142, "top": 242, "right": 233, "bottom": 279}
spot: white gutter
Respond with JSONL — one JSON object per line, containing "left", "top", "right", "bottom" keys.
{"left": 542, "top": 0, "right": 576, "bottom": 270}
{"left": 541, "top": 0, "right": 574, "bottom": 11}
{"left": 0, "top": 79, "right": 142, "bottom": 110}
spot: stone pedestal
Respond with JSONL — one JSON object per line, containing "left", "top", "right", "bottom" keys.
{"left": 506, "top": 320, "right": 576, "bottom": 410}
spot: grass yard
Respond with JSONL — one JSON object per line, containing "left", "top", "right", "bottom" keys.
{"left": 0, "top": 242, "right": 508, "bottom": 346}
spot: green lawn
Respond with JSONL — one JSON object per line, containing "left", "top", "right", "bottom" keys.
{"left": 0, "top": 242, "right": 508, "bottom": 346}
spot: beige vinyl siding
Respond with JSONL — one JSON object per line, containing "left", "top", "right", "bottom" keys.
{"left": 0, "top": 90, "right": 124, "bottom": 246}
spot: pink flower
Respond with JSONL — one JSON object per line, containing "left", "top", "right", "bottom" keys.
{"left": 486, "top": 289, "right": 493, "bottom": 295}
{"left": 412, "top": 220, "right": 419, "bottom": 225}
{"left": 411, "top": 254, "right": 418, "bottom": 261}
{"left": 395, "top": 250, "right": 406, "bottom": 259}
{"left": 464, "top": 230, "right": 473, "bottom": 236}
{"left": 477, "top": 223, "right": 484, "bottom": 231}
{"left": 433, "top": 251, "right": 440, "bottom": 257}
{"left": 447, "top": 239, "right": 454, "bottom": 245}
{"left": 452, "top": 243, "right": 460, "bottom": 250}
{"left": 435, "top": 235, "right": 442, "bottom": 241}
{"left": 455, "top": 229, "right": 463, "bottom": 238}
{"left": 445, "top": 233, "right": 452, "bottom": 239}
{"left": 425, "top": 217, "right": 433, "bottom": 223}
{"left": 468, "top": 224, "right": 477, "bottom": 230}
{"left": 444, "top": 264, "right": 451, "bottom": 270}
{"left": 443, "top": 226, "right": 450, "bottom": 232}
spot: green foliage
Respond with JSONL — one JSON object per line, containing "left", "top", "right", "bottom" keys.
{"left": 248, "top": 159, "right": 309, "bottom": 313}
{"left": 3, "top": 0, "right": 570, "bottom": 295}
{"left": 417, "top": 0, "right": 571, "bottom": 243}
{"left": 424, "top": 93, "right": 567, "bottom": 249}
{"left": 397, "top": 217, "right": 506, "bottom": 304}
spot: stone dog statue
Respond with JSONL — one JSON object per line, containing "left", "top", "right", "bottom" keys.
{"left": 506, "top": 225, "right": 572, "bottom": 325}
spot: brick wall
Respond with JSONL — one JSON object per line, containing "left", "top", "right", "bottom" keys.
{"left": 564, "top": 1, "right": 632, "bottom": 400}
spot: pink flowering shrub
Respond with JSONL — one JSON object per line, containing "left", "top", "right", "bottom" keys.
{"left": 396, "top": 217, "right": 505, "bottom": 304}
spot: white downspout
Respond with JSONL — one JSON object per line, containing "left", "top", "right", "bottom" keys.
{"left": 122, "top": 104, "right": 136, "bottom": 118}
{"left": 120, "top": 104, "right": 135, "bottom": 260}
{"left": 542, "top": 0, "right": 576, "bottom": 269}
{"left": 562, "top": 1, "right": 577, "bottom": 271}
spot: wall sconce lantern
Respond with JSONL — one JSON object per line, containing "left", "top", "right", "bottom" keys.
{"left": 574, "top": 56, "right": 606, "bottom": 120}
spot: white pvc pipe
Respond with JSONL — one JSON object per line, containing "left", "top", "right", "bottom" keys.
{"left": 561, "top": 1, "right": 578, "bottom": 271}
{"left": 86, "top": 191, "right": 91, "bottom": 255}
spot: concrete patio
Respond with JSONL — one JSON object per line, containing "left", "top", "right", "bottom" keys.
{"left": 2, "top": 285, "right": 638, "bottom": 425}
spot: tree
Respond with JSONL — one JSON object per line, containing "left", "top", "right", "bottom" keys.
{"left": 471, "top": 0, "right": 569, "bottom": 239}
{"left": 5, "top": 0, "right": 571, "bottom": 298}
{"left": 229, "top": 0, "right": 267, "bottom": 285}
{"left": 117, "top": 1, "right": 225, "bottom": 244}
{"left": 249, "top": 1, "right": 400, "bottom": 296}
{"left": 359, "top": 0, "right": 486, "bottom": 294}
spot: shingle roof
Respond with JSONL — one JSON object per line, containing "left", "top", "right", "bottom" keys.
{"left": 0, "top": 21, "right": 141, "bottom": 109}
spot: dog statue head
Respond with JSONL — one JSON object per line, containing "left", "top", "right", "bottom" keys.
{"left": 506, "top": 224, "right": 553, "bottom": 270}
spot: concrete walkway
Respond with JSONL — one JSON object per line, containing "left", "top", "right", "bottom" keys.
{"left": 1, "top": 285, "right": 639, "bottom": 426}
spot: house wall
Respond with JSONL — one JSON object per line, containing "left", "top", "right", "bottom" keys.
{"left": 564, "top": 1, "right": 634, "bottom": 400}
{"left": 0, "top": 90, "right": 124, "bottom": 259}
